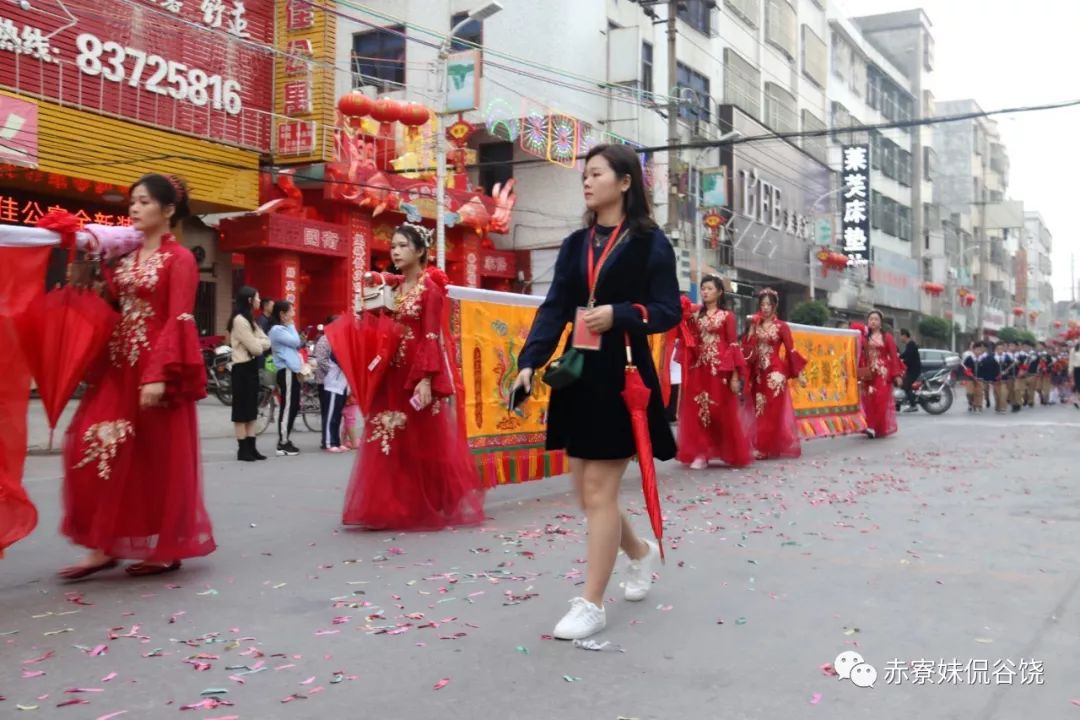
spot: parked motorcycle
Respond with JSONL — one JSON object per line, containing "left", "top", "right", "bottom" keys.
{"left": 203, "top": 345, "right": 233, "bottom": 406}
{"left": 894, "top": 362, "right": 958, "bottom": 415}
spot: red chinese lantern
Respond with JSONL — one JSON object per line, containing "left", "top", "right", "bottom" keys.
{"left": 337, "top": 91, "right": 374, "bottom": 118}
{"left": 1054, "top": 320, "right": 1063, "bottom": 328}
{"left": 921, "top": 282, "right": 944, "bottom": 296}
{"left": 1011, "top": 307, "right": 1024, "bottom": 317}
{"left": 370, "top": 98, "right": 404, "bottom": 124}
{"left": 962, "top": 294, "right": 976, "bottom": 307}
{"left": 399, "top": 102, "right": 431, "bottom": 138}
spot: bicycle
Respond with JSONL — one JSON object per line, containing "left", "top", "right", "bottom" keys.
{"left": 255, "top": 374, "right": 323, "bottom": 436}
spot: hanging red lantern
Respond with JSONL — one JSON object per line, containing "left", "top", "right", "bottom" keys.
{"left": 1054, "top": 320, "right": 1063, "bottom": 328}
{"left": 921, "top": 282, "right": 944, "bottom": 296}
{"left": 337, "top": 91, "right": 374, "bottom": 118}
{"left": 370, "top": 98, "right": 404, "bottom": 124}
{"left": 962, "top": 294, "right": 975, "bottom": 307}
{"left": 1011, "top": 307, "right": 1024, "bottom": 317}
{"left": 400, "top": 102, "right": 431, "bottom": 137}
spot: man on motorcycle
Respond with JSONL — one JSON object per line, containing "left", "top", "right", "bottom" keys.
{"left": 899, "top": 329, "right": 921, "bottom": 412}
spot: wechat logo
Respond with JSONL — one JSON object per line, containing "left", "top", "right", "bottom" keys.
{"left": 835, "top": 651, "right": 877, "bottom": 689}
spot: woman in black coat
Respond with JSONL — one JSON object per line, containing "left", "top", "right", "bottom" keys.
{"left": 512, "top": 143, "right": 680, "bottom": 641}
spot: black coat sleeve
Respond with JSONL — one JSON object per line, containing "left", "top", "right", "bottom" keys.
{"left": 519, "top": 236, "right": 578, "bottom": 371}
{"left": 611, "top": 230, "right": 681, "bottom": 335}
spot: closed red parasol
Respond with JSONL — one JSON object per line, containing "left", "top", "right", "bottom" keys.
{"left": 620, "top": 305, "right": 665, "bottom": 561}
{"left": 325, "top": 274, "right": 406, "bottom": 416}
{"left": 13, "top": 212, "right": 119, "bottom": 447}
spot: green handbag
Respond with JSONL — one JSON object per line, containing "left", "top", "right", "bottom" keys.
{"left": 542, "top": 347, "right": 584, "bottom": 390}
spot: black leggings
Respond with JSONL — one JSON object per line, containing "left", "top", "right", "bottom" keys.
{"left": 277, "top": 369, "right": 301, "bottom": 444}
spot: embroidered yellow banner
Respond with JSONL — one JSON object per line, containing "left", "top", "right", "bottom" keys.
{"left": 788, "top": 324, "right": 866, "bottom": 437}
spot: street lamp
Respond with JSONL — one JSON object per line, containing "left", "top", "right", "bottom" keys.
{"left": 434, "top": 1, "right": 503, "bottom": 271}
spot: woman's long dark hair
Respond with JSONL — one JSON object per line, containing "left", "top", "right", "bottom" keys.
{"left": 227, "top": 286, "right": 258, "bottom": 333}
{"left": 583, "top": 143, "right": 657, "bottom": 237}
{"left": 270, "top": 300, "right": 293, "bottom": 328}
{"left": 698, "top": 275, "right": 726, "bottom": 317}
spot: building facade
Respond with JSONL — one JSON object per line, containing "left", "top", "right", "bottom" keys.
{"left": 934, "top": 98, "right": 1018, "bottom": 337}
{"left": 329, "top": 0, "right": 837, "bottom": 317}
{"left": 825, "top": 9, "right": 922, "bottom": 329}
{"left": 0, "top": 0, "right": 271, "bottom": 336}
{"left": 1023, "top": 211, "right": 1054, "bottom": 338}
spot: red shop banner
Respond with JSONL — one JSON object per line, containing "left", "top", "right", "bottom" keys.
{"left": 0, "top": 0, "right": 274, "bottom": 152}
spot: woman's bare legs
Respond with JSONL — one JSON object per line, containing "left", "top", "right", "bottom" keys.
{"left": 570, "top": 457, "right": 648, "bottom": 606}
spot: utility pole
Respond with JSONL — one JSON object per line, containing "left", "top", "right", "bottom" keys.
{"left": 665, "top": 5, "right": 679, "bottom": 241}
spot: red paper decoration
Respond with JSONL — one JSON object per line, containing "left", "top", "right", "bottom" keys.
{"left": 371, "top": 98, "right": 404, "bottom": 124}
{"left": 337, "top": 92, "right": 374, "bottom": 118}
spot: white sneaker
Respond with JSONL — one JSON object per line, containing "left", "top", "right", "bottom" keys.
{"left": 623, "top": 539, "right": 659, "bottom": 602}
{"left": 553, "top": 597, "right": 606, "bottom": 640}
{"left": 690, "top": 457, "right": 708, "bottom": 470}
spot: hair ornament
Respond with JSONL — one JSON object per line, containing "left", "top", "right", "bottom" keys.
{"left": 402, "top": 222, "right": 434, "bottom": 248}
{"left": 166, "top": 174, "right": 188, "bottom": 204}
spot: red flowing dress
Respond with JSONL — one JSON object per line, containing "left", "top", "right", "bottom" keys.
{"left": 341, "top": 269, "right": 485, "bottom": 530}
{"left": 62, "top": 237, "right": 215, "bottom": 560}
{"left": 676, "top": 308, "right": 753, "bottom": 467}
{"left": 742, "top": 319, "right": 807, "bottom": 459}
{"left": 859, "top": 331, "right": 904, "bottom": 438}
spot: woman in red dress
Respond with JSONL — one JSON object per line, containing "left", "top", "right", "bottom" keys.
{"left": 742, "top": 288, "right": 807, "bottom": 459}
{"left": 857, "top": 310, "right": 905, "bottom": 439}
{"left": 341, "top": 224, "right": 485, "bottom": 530}
{"left": 59, "top": 174, "right": 215, "bottom": 578}
{"left": 676, "top": 276, "right": 753, "bottom": 469}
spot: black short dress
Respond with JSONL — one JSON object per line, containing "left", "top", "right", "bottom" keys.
{"left": 519, "top": 224, "right": 681, "bottom": 461}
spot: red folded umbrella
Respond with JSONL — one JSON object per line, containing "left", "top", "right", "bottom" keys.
{"left": 326, "top": 311, "right": 405, "bottom": 417}
{"left": 620, "top": 305, "right": 665, "bottom": 562}
{"left": 14, "top": 287, "right": 119, "bottom": 446}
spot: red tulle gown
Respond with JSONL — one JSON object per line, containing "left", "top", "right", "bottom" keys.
{"left": 742, "top": 318, "right": 807, "bottom": 459}
{"left": 62, "top": 238, "right": 215, "bottom": 560}
{"left": 342, "top": 268, "right": 485, "bottom": 530}
{"left": 676, "top": 308, "right": 753, "bottom": 467}
{"left": 859, "top": 331, "right": 905, "bottom": 438}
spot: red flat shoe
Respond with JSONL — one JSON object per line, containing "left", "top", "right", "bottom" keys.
{"left": 57, "top": 558, "right": 118, "bottom": 580}
{"left": 125, "top": 560, "right": 182, "bottom": 577}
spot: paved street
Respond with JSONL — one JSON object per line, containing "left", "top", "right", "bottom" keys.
{"left": 3, "top": 400, "right": 1080, "bottom": 719}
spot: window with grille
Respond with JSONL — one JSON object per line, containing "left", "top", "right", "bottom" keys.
{"left": 763, "top": 82, "right": 797, "bottom": 134}
{"left": 923, "top": 146, "right": 936, "bottom": 182}
{"left": 678, "top": 0, "right": 716, "bottom": 36}
{"left": 764, "top": 0, "right": 798, "bottom": 60}
{"left": 898, "top": 150, "right": 912, "bottom": 187}
{"left": 353, "top": 26, "right": 406, "bottom": 91}
{"left": 725, "top": 0, "right": 759, "bottom": 27}
{"left": 641, "top": 41, "right": 654, "bottom": 95}
{"left": 450, "top": 12, "right": 483, "bottom": 51}
{"left": 677, "top": 62, "right": 711, "bottom": 122}
{"left": 724, "top": 48, "right": 760, "bottom": 119}
{"left": 898, "top": 205, "right": 911, "bottom": 241}
{"left": 801, "top": 25, "right": 826, "bottom": 87}
{"left": 801, "top": 109, "right": 827, "bottom": 164}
